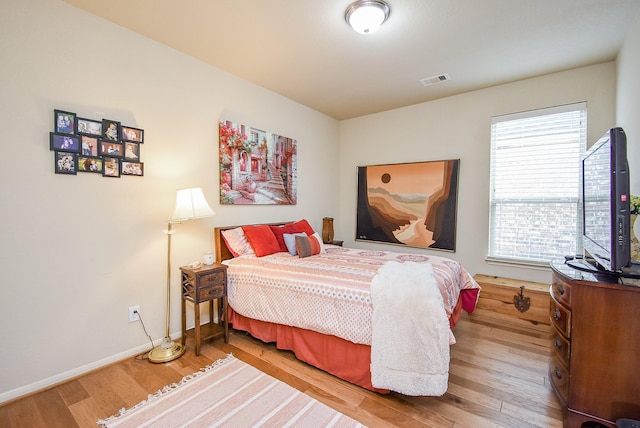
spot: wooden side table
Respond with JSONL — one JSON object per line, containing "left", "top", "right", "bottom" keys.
{"left": 180, "top": 263, "right": 228, "bottom": 356}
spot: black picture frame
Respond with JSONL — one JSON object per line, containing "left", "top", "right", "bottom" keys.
{"left": 77, "top": 156, "right": 103, "bottom": 173}
{"left": 80, "top": 135, "right": 99, "bottom": 156}
{"left": 77, "top": 117, "right": 102, "bottom": 137}
{"left": 50, "top": 109, "right": 146, "bottom": 179}
{"left": 54, "top": 152, "right": 77, "bottom": 175}
{"left": 121, "top": 161, "right": 144, "bottom": 176}
{"left": 50, "top": 132, "right": 80, "bottom": 153}
{"left": 54, "top": 109, "right": 76, "bottom": 135}
{"left": 99, "top": 140, "right": 123, "bottom": 158}
{"left": 102, "top": 119, "right": 120, "bottom": 142}
{"left": 121, "top": 126, "right": 144, "bottom": 143}
{"left": 102, "top": 157, "right": 121, "bottom": 178}
{"left": 123, "top": 142, "right": 140, "bottom": 160}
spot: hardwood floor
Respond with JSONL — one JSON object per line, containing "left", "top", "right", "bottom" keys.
{"left": 0, "top": 309, "right": 561, "bottom": 427}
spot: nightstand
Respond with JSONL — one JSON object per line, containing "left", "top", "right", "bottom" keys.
{"left": 326, "top": 240, "right": 344, "bottom": 246}
{"left": 180, "top": 263, "right": 228, "bottom": 356}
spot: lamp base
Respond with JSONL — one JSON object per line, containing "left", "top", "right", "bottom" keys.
{"left": 148, "top": 337, "right": 186, "bottom": 363}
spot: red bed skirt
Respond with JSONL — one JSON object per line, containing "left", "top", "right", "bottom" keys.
{"left": 227, "top": 288, "right": 477, "bottom": 393}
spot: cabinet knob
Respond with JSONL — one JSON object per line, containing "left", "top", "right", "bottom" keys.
{"left": 554, "top": 337, "right": 562, "bottom": 349}
{"left": 554, "top": 367, "right": 562, "bottom": 379}
{"left": 557, "top": 283, "right": 565, "bottom": 295}
{"left": 553, "top": 308, "right": 562, "bottom": 321}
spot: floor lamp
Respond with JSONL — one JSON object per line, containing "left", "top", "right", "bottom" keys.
{"left": 148, "top": 187, "right": 216, "bottom": 363}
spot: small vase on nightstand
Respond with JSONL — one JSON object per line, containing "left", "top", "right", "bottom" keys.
{"left": 322, "top": 217, "right": 334, "bottom": 244}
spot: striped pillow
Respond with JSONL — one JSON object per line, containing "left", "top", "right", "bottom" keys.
{"left": 221, "top": 227, "right": 255, "bottom": 257}
{"left": 295, "top": 233, "right": 325, "bottom": 258}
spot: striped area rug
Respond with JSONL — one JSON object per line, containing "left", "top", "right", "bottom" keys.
{"left": 98, "top": 354, "right": 365, "bottom": 428}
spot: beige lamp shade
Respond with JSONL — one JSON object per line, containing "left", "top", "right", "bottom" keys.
{"left": 170, "top": 188, "right": 215, "bottom": 223}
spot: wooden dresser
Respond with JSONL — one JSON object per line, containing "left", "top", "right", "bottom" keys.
{"left": 550, "top": 261, "right": 640, "bottom": 427}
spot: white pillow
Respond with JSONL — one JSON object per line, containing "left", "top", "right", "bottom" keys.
{"left": 283, "top": 232, "right": 307, "bottom": 256}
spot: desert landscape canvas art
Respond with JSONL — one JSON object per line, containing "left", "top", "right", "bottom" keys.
{"left": 356, "top": 159, "right": 459, "bottom": 251}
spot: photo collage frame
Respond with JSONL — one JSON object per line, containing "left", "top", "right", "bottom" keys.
{"left": 51, "top": 109, "right": 144, "bottom": 177}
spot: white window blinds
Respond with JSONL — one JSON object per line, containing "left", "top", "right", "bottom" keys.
{"left": 489, "top": 103, "right": 587, "bottom": 264}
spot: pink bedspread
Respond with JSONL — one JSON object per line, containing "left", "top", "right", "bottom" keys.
{"left": 225, "top": 246, "right": 480, "bottom": 346}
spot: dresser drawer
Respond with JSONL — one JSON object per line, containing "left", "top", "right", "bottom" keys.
{"left": 551, "top": 328, "right": 570, "bottom": 367}
{"left": 550, "top": 294, "right": 571, "bottom": 338}
{"left": 549, "top": 354, "right": 569, "bottom": 405}
{"left": 551, "top": 277, "right": 571, "bottom": 306}
{"left": 197, "top": 284, "right": 225, "bottom": 302}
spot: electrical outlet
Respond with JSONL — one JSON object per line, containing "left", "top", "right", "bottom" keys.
{"left": 128, "top": 305, "right": 140, "bottom": 323}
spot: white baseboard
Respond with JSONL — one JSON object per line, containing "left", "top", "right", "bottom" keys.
{"left": 0, "top": 334, "right": 174, "bottom": 404}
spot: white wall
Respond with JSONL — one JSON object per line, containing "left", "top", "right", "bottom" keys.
{"left": 617, "top": 10, "right": 640, "bottom": 195}
{"left": 0, "top": 0, "right": 339, "bottom": 402}
{"left": 338, "top": 63, "right": 617, "bottom": 284}
{"left": 2, "top": 0, "right": 637, "bottom": 404}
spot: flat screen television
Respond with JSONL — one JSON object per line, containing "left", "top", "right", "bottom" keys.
{"left": 581, "top": 127, "right": 630, "bottom": 273}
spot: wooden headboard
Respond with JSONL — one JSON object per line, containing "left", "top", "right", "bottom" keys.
{"left": 213, "top": 222, "right": 290, "bottom": 264}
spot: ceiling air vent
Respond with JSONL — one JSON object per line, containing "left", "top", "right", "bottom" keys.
{"left": 419, "top": 73, "right": 451, "bottom": 87}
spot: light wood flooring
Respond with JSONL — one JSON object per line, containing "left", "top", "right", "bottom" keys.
{"left": 0, "top": 308, "right": 561, "bottom": 427}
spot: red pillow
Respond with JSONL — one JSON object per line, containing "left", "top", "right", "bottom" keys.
{"left": 242, "top": 225, "right": 280, "bottom": 257}
{"left": 269, "top": 223, "right": 300, "bottom": 252}
{"left": 291, "top": 219, "right": 315, "bottom": 236}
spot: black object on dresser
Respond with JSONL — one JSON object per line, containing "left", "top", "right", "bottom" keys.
{"left": 550, "top": 260, "right": 640, "bottom": 428}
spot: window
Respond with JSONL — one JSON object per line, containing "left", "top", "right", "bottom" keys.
{"left": 489, "top": 103, "right": 587, "bottom": 264}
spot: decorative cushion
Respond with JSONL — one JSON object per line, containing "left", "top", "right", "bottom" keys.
{"left": 242, "top": 225, "right": 281, "bottom": 257}
{"left": 283, "top": 232, "right": 307, "bottom": 256}
{"left": 269, "top": 223, "right": 301, "bottom": 252}
{"left": 295, "top": 233, "right": 325, "bottom": 258}
{"left": 291, "top": 219, "right": 315, "bottom": 236}
{"left": 221, "top": 227, "right": 254, "bottom": 257}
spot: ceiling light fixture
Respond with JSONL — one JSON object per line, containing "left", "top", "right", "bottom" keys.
{"left": 345, "top": 0, "right": 390, "bottom": 35}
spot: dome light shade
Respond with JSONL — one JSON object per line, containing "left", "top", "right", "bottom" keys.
{"left": 345, "top": 0, "right": 390, "bottom": 34}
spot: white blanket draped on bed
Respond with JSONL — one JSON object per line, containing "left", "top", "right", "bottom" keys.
{"left": 370, "top": 260, "right": 450, "bottom": 396}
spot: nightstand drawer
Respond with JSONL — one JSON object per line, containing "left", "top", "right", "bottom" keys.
{"left": 198, "top": 284, "right": 225, "bottom": 301}
{"left": 200, "top": 271, "right": 225, "bottom": 287}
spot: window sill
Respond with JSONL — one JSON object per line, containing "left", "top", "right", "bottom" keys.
{"left": 485, "top": 257, "right": 552, "bottom": 271}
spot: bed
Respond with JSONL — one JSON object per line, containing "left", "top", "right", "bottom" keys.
{"left": 214, "top": 221, "right": 480, "bottom": 396}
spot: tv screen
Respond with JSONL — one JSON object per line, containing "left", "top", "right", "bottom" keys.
{"left": 582, "top": 127, "right": 630, "bottom": 272}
